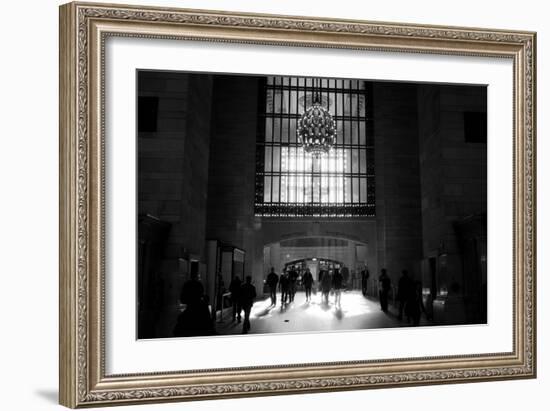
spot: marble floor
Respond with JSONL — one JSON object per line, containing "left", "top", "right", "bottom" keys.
{"left": 215, "top": 290, "right": 423, "bottom": 336}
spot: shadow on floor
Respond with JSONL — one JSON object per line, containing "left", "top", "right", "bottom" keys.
{"left": 35, "top": 389, "right": 58, "bottom": 404}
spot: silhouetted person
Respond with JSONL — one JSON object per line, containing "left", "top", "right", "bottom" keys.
{"left": 240, "top": 276, "right": 257, "bottom": 334}
{"left": 320, "top": 269, "right": 332, "bottom": 305}
{"left": 288, "top": 268, "right": 299, "bottom": 302}
{"left": 332, "top": 269, "right": 344, "bottom": 307}
{"left": 229, "top": 276, "right": 242, "bottom": 323}
{"left": 361, "top": 267, "right": 370, "bottom": 296}
{"left": 378, "top": 269, "right": 391, "bottom": 313}
{"left": 396, "top": 270, "right": 413, "bottom": 321}
{"left": 279, "top": 271, "right": 290, "bottom": 306}
{"left": 405, "top": 280, "right": 427, "bottom": 326}
{"left": 266, "top": 267, "right": 279, "bottom": 306}
{"left": 180, "top": 271, "right": 204, "bottom": 307}
{"left": 341, "top": 265, "right": 349, "bottom": 290}
{"left": 302, "top": 268, "right": 314, "bottom": 301}
{"left": 215, "top": 274, "right": 226, "bottom": 316}
{"left": 174, "top": 272, "right": 213, "bottom": 337}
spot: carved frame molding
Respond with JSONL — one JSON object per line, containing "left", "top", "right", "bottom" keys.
{"left": 59, "top": 2, "right": 536, "bottom": 407}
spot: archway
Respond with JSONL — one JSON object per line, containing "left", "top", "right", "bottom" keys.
{"left": 284, "top": 257, "right": 345, "bottom": 281}
{"left": 263, "top": 235, "right": 368, "bottom": 283}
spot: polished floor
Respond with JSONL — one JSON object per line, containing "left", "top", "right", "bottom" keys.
{"left": 216, "top": 290, "right": 418, "bottom": 336}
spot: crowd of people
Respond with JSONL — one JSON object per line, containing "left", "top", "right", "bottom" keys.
{"left": 173, "top": 272, "right": 258, "bottom": 336}
{"left": 266, "top": 264, "right": 429, "bottom": 326}
{"left": 173, "top": 264, "right": 429, "bottom": 338}
{"left": 228, "top": 275, "right": 257, "bottom": 333}
{"left": 265, "top": 265, "right": 350, "bottom": 308}
{"left": 376, "top": 268, "right": 428, "bottom": 326}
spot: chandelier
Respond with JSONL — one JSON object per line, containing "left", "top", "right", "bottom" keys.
{"left": 297, "top": 78, "right": 337, "bottom": 157}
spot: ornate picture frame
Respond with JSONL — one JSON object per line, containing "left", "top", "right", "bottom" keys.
{"left": 59, "top": 1, "right": 536, "bottom": 408}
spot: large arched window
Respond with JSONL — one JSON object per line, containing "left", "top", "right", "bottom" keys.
{"left": 254, "top": 76, "right": 375, "bottom": 217}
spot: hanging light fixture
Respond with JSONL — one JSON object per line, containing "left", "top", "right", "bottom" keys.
{"left": 297, "top": 78, "right": 337, "bottom": 157}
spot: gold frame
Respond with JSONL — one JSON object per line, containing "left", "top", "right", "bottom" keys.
{"left": 59, "top": 1, "right": 537, "bottom": 408}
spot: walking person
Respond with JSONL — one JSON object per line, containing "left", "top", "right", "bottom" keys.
{"left": 302, "top": 268, "right": 314, "bottom": 302}
{"left": 174, "top": 272, "right": 213, "bottom": 337}
{"left": 320, "top": 269, "right": 332, "bottom": 305}
{"left": 378, "top": 269, "right": 391, "bottom": 313}
{"left": 396, "top": 270, "right": 412, "bottom": 321}
{"left": 361, "top": 267, "right": 370, "bottom": 296}
{"left": 340, "top": 265, "right": 349, "bottom": 290}
{"left": 350, "top": 270, "right": 357, "bottom": 290}
{"left": 266, "top": 267, "right": 279, "bottom": 306}
{"left": 405, "top": 280, "right": 428, "bottom": 326}
{"left": 279, "top": 270, "right": 290, "bottom": 306}
{"left": 229, "top": 275, "right": 242, "bottom": 323}
{"left": 288, "top": 267, "right": 299, "bottom": 302}
{"left": 239, "top": 276, "right": 257, "bottom": 334}
{"left": 332, "top": 269, "right": 344, "bottom": 308}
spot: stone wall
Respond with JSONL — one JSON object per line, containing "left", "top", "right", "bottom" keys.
{"left": 205, "top": 75, "right": 261, "bottom": 284}
{"left": 417, "top": 84, "right": 487, "bottom": 322}
{"left": 139, "top": 71, "right": 213, "bottom": 262}
{"left": 373, "top": 83, "right": 424, "bottom": 284}
{"left": 137, "top": 71, "right": 213, "bottom": 337}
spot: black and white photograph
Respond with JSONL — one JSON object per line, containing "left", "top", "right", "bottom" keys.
{"left": 137, "top": 71, "right": 487, "bottom": 339}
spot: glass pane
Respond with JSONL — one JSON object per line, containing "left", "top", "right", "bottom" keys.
{"left": 264, "top": 146, "right": 272, "bottom": 172}
{"left": 280, "top": 175, "right": 287, "bottom": 203}
{"left": 281, "top": 86, "right": 289, "bottom": 114}
{"left": 352, "top": 149, "right": 359, "bottom": 174}
{"left": 348, "top": 89, "right": 355, "bottom": 116}
{"left": 344, "top": 177, "right": 351, "bottom": 203}
{"left": 272, "top": 146, "right": 280, "bottom": 172}
{"left": 302, "top": 174, "right": 310, "bottom": 203}
{"left": 313, "top": 176, "right": 320, "bottom": 202}
{"left": 360, "top": 178, "right": 367, "bottom": 203}
{"left": 359, "top": 120, "right": 366, "bottom": 145}
{"left": 280, "top": 146, "right": 289, "bottom": 172}
{"left": 273, "top": 118, "right": 281, "bottom": 142}
{"left": 272, "top": 176, "right": 280, "bottom": 203}
{"left": 344, "top": 149, "right": 352, "bottom": 175}
{"left": 273, "top": 90, "right": 281, "bottom": 113}
{"left": 338, "top": 87, "right": 344, "bottom": 118}
{"left": 352, "top": 122, "right": 359, "bottom": 145}
{"left": 337, "top": 175, "right": 344, "bottom": 203}
{"left": 282, "top": 118, "right": 289, "bottom": 143}
{"left": 358, "top": 94, "right": 366, "bottom": 117}
{"left": 265, "top": 119, "right": 272, "bottom": 142}
{"left": 312, "top": 156, "right": 321, "bottom": 173}
{"left": 360, "top": 149, "right": 367, "bottom": 174}
{"left": 264, "top": 176, "right": 271, "bottom": 202}
{"left": 296, "top": 174, "right": 303, "bottom": 203}
{"left": 329, "top": 176, "right": 337, "bottom": 203}
{"left": 289, "top": 89, "right": 297, "bottom": 114}
{"left": 321, "top": 174, "right": 328, "bottom": 203}
{"left": 343, "top": 120, "right": 351, "bottom": 145}
{"left": 288, "top": 176, "right": 296, "bottom": 203}
{"left": 352, "top": 178, "right": 359, "bottom": 203}
{"left": 289, "top": 118, "right": 297, "bottom": 143}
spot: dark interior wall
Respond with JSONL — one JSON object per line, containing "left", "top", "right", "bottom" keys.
{"left": 373, "top": 83, "right": 424, "bottom": 283}
{"left": 137, "top": 71, "right": 213, "bottom": 337}
{"left": 417, "top": 84, "right": 487, "bottom": 296}
{"left": 138, "top": 71, "right": 214, "bottom": 262}
{"left": 205, "top": 75, "right": 260, "bottom": 280}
